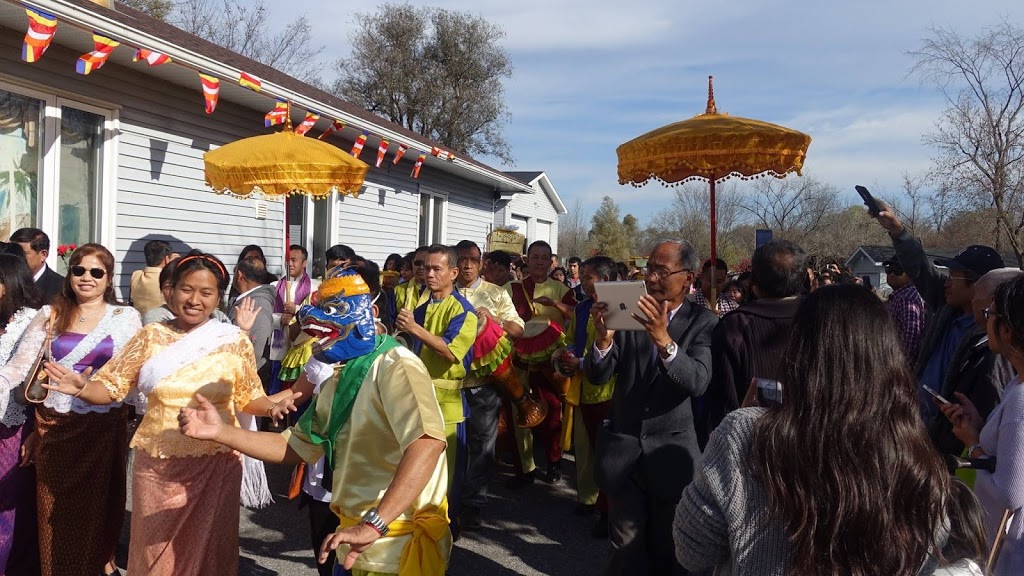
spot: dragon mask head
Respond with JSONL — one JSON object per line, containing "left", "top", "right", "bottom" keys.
{"left": 296, "top": 267, "right": 376, "bottom": 364}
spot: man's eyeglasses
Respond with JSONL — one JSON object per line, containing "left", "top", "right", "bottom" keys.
{"left": 983, "top": 307, "right": 1000, "bottom": 320}
{"left": 646, "top": 267, "right": 690, "bottom": 280}
{"left": 70, "top": 266, "right": 106, "bottom": 279}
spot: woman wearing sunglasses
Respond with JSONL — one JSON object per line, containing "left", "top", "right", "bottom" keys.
{"left": 42, "top": 250, "right": 298, "bottom": 576}
{"left": 0, "top": 243, "right": 141, "bottom": 576}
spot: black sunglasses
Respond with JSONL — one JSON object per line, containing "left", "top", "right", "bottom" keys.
{"left": 70, "top": 266, "right": 106, "bottom": 279}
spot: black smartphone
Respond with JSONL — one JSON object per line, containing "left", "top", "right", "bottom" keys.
{"left": 855, "top": 185, "right": 882, "bottom": 216}
{"left": 755, "top": 378, "right": 783, "bottom": 408}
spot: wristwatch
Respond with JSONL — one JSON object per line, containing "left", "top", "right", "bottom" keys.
{"left": 659, "top": 341, "right": 678, "bottom": 358}
{"left": 361, "top": 507, "right": 389, "bottom": 537}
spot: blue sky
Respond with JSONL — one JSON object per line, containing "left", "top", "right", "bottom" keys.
{"left": 264, "top": 0, "right": 1024, "bottom": 223}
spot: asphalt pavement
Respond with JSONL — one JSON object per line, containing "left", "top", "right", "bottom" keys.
{"left": 118, "top": 450, "right": 609, "bottom": 575}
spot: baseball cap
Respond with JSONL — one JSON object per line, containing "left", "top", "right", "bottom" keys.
{"left": 935, "top": 245, "right": 1004, "bottom": 278}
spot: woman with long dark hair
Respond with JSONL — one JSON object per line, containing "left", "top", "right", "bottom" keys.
{"left": 938, "top": 273, "right": 1024, "bottom": 574}
{"left": 0, "top": 243, "right": 141, "bottom": 576}
{"left": 44, "top": 251, "right": 297, "bottom": 575}
{"left": 674, "top": 284, "right": 981, "bottom": 575}
{"left": 0, "top": 247, "right": 43, "bottom": 573}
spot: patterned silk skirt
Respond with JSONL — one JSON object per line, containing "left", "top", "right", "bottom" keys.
{"left": 35, "top": 405, "right": 129, "bottom": 576}
{"left": 129, "top": 450, "right": 243, "bottom": 576}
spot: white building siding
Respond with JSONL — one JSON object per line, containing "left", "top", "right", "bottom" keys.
{"left": 0, "top": 34, "right": 285, "bottom": 298}
{"left": 335, "top": 160, "right": 495, "bottom": 262}
{"left": 499, "top": 179, "right": 561, "bottom": 254}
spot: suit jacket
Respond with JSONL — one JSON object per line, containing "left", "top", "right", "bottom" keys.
{"left": 584, "top": 299, "right": 718, "bottom": 502}
{"left": 36, "top": 266, "right": 64, "bottom": 304}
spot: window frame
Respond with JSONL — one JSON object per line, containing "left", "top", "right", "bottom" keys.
{"left": 0, "top": 78, "right": 118, "bottom": 268}
{"left": 418, "top": 189, "right": 447, "bottom": 246}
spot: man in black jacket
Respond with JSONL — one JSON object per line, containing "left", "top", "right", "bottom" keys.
{"left": 585, "top": 240, "right": 717, "bottom": 576}
{"left": 873, "top": 203, "right": 1010, "bottom": 455}
{"left": 696, "top": 240, "right": 805, "bottom": 449}
{"left": 10, "top": 228, "right": 63, "bottom": 303}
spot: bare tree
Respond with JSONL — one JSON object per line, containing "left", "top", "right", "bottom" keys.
{"left": 735, "top": 176, "right": 839, "bottom": 245}
{"left": 882, "top": 171, "right": 932, "bottom": 238}
{"left": 118, "top": 0, "right": 173, "bottom": 19}
{"left": 333, "top": 4, "right": 514, "bottom": 164}
{"left": 558, "top": 197, "right": 592, "bottom": 259}
{"left": 171, "top": 0, "right": 324, "bottom": 82}
{"left": 910, "top": 20, "right": 1024, "bottom": 266}
{"left": 646, "top": 182, "right": 746, "bottom": 265}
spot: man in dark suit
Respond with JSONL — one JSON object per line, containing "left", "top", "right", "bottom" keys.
{"left": 585, "top": 240, "right": 718, "bottom": 576}
{"left": 10, "top": 228, "right": 63, "bottom": 304}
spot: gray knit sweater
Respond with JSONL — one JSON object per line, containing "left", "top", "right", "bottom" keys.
{"left": 673, "top": 408, "right": 983, "bottom": 576}
{"left": 674, "top": 408, "right": 790, "bottom": 575}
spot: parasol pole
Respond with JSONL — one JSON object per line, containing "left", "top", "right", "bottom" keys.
{"left": 283, "top": 104, "right": 293, "bottom": 304}
{"left": 709, "top": 177, "right": 718, "bottom": 314}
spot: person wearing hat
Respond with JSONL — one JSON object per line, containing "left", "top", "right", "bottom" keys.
{"left": 883, "top": 257, "right": 926, "bottom": 364}
{"left": 873, "top": 202, "right": 1013, "bottom": 455}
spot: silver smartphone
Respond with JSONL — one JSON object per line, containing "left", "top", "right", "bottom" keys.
{"left": 755, "top": 378, "right": 783, "bottom": 408}
{"left": 923, "top": 385, "right": 951, "bottom": 405}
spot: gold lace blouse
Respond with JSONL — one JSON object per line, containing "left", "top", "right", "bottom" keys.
{"left": 93, "top": 322, "right": 264, "bottom": 458}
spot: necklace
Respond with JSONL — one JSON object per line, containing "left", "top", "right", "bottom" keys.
{"left": 77, "top": 304, "right": 104, "bottom": 323}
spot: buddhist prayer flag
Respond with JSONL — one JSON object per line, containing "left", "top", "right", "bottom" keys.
{"left": 375, "top": 139, "right": 389, "bottom": 168}
{"left": 239, "top": 72, "right": 262, "bottom": 91}
{"left": 318, "top": 119, "right": 344, "bottom": 140}
{"left": 351, "top": 132, "right": 368, "bottom": 158}
{"left": 22, "top": 6, "right": 57, "bottom": 63}
{"left": 75, "top": 33, "right": 119, "bottom": 75}
{"left": 133, "top": 48, "right": 170, "bottom": 66}
{"left": 431, "top": 146, "right": 442, "bottom": 157}
{"left": 265, "top": 99, "right": 289, "bottom": 127}
{"left": 199, "top": 73, "right": 219, "bottom": 114}
{"left": 411, "top": 152, "right": 426, "bottom": 179}
{"left": 294, "top": 110, "right": 320, "bottom": 136}
{"left": 393, "top": 144, "right": 408, "bottom": 165}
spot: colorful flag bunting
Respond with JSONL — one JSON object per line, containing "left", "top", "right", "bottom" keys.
{"left": 351, "top": 132, "right": 368, "bottom": 158}
{"left": 239, "top": 72, "right": 262, "bottom": 92}
{"left": 265, "top": 99, "right": 289, "bottom": 127}
{"left": 22, "top": 6, "right": 57, "bottom": 63}
{"left": 411, "top": 152, "right": 426, "bottom": 179}
{"left": 393, "top": 144, "right": 408, "bottom": 165}
{"left": 133, "top": 48, "right": 171, "bottom": 66}
{"left": 318, "top": 120, "right": 344, "bottom": 140}
{"left": 294, "top": 110, "right": 320, "bottom": 136}
{"left": 375, "top": 139, "right": 389, "bottom": 168}
{"left": 447, "top": 153, "right": 457, "bottom": 162}
{"left": 431, "top": 146, "right": 442, "bottom": 157}
{"left": 199, "top": 73, "right": 219, "bottom": 114}
{"left": 75, "top": 33, "right": 119, "bottom": 75}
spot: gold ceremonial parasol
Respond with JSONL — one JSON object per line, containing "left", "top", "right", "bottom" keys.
{"left": 205, "top": 129, "right": 369, "bottom": 198}
{"left": 617, "top": 76, "right": 811, "bottom": 307}
{"left": 204, "top": 112, "right": 370, "bottom": 296}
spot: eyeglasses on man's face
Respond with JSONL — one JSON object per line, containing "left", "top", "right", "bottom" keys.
{"left": 646, "top": 267, "right": 690, "bottom": 281}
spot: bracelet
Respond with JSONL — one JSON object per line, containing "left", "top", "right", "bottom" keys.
{"left": 362, "top": 520, "right": 386, "bottom": 537}
{"left": 267, "top": 402, "right": 278, "bottom": 417}
{"left": 73, "top": 382, "right": 87, "bottom": 398}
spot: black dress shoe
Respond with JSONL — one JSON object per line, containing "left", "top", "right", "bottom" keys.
{"left": 590, "top": 513, "right": 609, "bottom": 539}
{"left": 541, "top": 464, "right": 562, "bottom": 484}
{"left": 575, "top": 503, "right": 597, "bottom": 516}
{"left": 505, "top": 470, "right": 535, "bottom": 490}
{"left": 460, "top": 506, "right": 482, "bottom": 531}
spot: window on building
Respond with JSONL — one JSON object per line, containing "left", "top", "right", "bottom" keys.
{"left": 419, "top": 192, "right": 446, "bottom": 246}
{"left": 58, "top": 107, "right": 104, "bottom": 248}
{"left": 0, "top": 90, "right": 43, "bottom": 242}
{"left": 0, "top": 83, "right": 114, "bottom": 269}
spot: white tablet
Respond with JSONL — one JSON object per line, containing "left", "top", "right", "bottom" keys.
{"left": 594, "top": 281, "right": 649, "bottom": 331}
